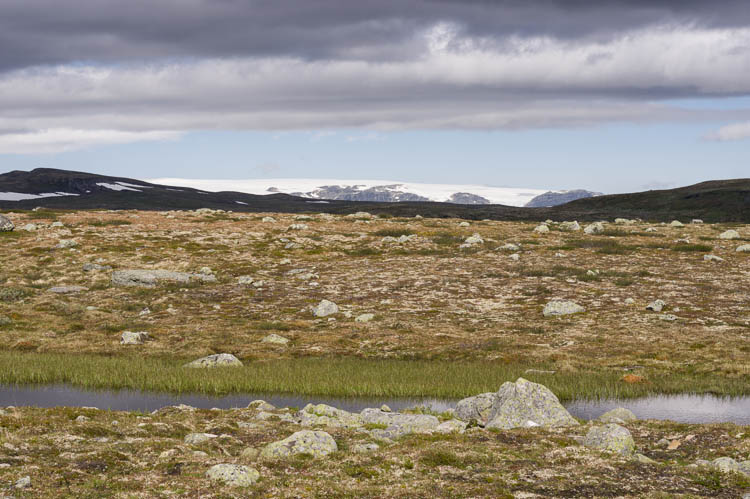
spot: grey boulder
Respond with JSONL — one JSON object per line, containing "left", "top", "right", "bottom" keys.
{"left": 543, "top": 300, "right": 585, "bottom": 317}
{"left": 455, "top": 392, "right": 495, "bottom": 425}
{"left": 184, "top": 353, "right": 243, "bottom": 368}
{"left": 260, "top": 430, "right": 338, "bottom": 459}
{"left": 485, "top": 378, "right": 578, "bottom": 430}
{"left": 111, "top": 269, "right": 216, "bottom": 287}
{"left": 0, "top": 215, "right": 14, "bottom": 232}
{"left": 583, "top": 424, "right": 635, "bottom": 456}
{"left": 206, "top": 464, "right": 259, "bottom": 487}
{"left": 597, "top": 407, "right": 637, "bottom": 424}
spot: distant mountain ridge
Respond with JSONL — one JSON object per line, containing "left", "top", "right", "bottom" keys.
{"left": 525, "top": 189, "right": 603, "bottom": 207}
{"left": 0, "top": 169, "right": 748, "bottom": 222}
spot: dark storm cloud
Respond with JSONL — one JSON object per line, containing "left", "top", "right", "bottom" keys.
{"left": 2, "top": 0, "right": 750, "bottom": 71}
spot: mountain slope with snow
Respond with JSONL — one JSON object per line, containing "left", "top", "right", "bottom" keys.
{"left": 147, "top": 178, "right": 554, "bottom": 206}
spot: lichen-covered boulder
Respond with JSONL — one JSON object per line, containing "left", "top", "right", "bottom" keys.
{"left": 120, "top": 331, "right": 149, "bottom": 345}
{"left": 485, "top": 378, "right": 578, "bottom": 430}
{"left": 710, "top": 457, "right": 742, "bottom": 473}
{"left": 455, "top": 392, "right": 495, "bottom": 424}
{"left": 261, "top": 333, "right": 289, "bottom": 345}
{"left": 583, "top": 424, "right": 635, "bottom": 456}
{"left": 0, "top": 215, "right": 14, "bottom": 232}
{"left": 260, "top": 430, "right": 338, "bottom": 459}
{"left": 736, "top": 244, "right": 750, "bottom": 253}
{"left": 360, "top": 408, "right": 440, "bottom": 438}
{"left": 646, "top": 299, "right": 666, "bottom": 312}
{"left": 597, "top": 407, "right": 637, "bottom": 424}
{"left": 206, "top": 464, "right": 259, "bottom": 487}
{"left": 185, "top": 432, "right": 217, "bottom": 445}
{"left": 533, "top": 224, "right": 549, "bottom": 234}
{"left": 184, "top": 353, "right": 243, "bottom": 368}
{"left": 543, "top": 300, "right": 585, "bottom": 317}
{"left": 435, "top": 420, "right": 468, "bottom": 434}
{"left": 669, "top": 220, "right": 684, "bottom": 227}
{"left": 312, "top": 299, "right": 338, "bottom": 317}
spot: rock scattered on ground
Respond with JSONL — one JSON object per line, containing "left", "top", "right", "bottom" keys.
{"left": 455, "top": 392, "right": 495, "bottom": 425}
{"left": 261, "top": 333, "right": 290, "bottom": 345}
{"left": 646, "top": 299, "right": 666, "bottom": 312}
{"left": 120, "top": 331, "right": 149, "bottom": 345}
{"left": 584, "top": 222, "right": 605, "bottom": 234}
{"left": 111, "top": 269, "right": 216, "bottom": 287}
{"left": 0, "top": 214, "right": 14, "bottom": 232}
{"left": 312, "top": 299, "right": 338, "bottom": 317}
{"left": 718, "top": 229, "right": 740, "bottom": 240}
{"left": 48, "top": 285, "right": 88, "bottom": 294}
{"left": 183, "top": 353, "right": 243, "bottom": 368}
{"left": 355, "top": 313, "right": 374, "bottom": 323}
{"left": 260, "top": 430, "right": 338, "bottom": 459}
{"left": 543, "top": 300, "right": 585, "bottom": 317}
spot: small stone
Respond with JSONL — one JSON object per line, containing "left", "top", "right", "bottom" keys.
{"left": 352, "top": 442, "right": 380, "bottom": 453}
{"left": 56, "top": 239, "right": 78, "bottom": 249}
{"left": 184, "top": 433, "right": 218, "bottom": 445}
{"left": 14, "top": 476, "right": 31, "bottom": 489}
{"left": 48, "top": 285, "right": 87, "bottom": 294}
{"left": 658, "top": 314, "right": 677, "bottom": 321}
{"left": 206, "top": 464, "right": 259, "bottom": 487}
{"left": 120, "top": 331, "right": 149, "bottom": 345}
{"left": 703, "top": 254, "right": 724, "bottom": 262}
{"left": 646, "top": 299, "right": 666, "bottom": 312}
{"left": 262, "top": 216, "right": 276, "bottom": 223}
{"left": 380, "top": 405, "right": 392, "bottom": 412}
{"left": 312, "top": 299, "right": 339, "bottom": 317}
{"left": 624, "top": 298, "right": 635, "bottom": 305}
{"left": 355, "top": 313, "right": 375, "bottom": 323}
{"left": 22, "top": 223, "right": 37, "bottom": 231}
{"left": 159, "top": 449, "right": 178, "bottom": 459}
{"left": 458, "top": 221, "right": 470, "bottom": 227}
{"left": 691, "top": 219, "right": 703, "bottom": 224}
{"left": 509, "top": 253, "right": 520, "bottom": 261}
{"left": 75, "top": 415, "right": 90, "bottom": 423}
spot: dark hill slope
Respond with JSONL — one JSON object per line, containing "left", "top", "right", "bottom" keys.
{"left": 0, "top": 169, "right": 747, "bottom": 222}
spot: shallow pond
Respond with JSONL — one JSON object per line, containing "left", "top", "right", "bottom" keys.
{"left": 0, "top": 385, "right": 747, "bottom": 425}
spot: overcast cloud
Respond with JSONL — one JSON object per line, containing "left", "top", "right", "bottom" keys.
{"left": 2, "top": 0, "right": 750, "bottom": 153}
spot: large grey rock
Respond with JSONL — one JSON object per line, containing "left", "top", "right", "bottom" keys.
{"left": 455, "top": 392, "right": 495, "bottom": 424}
{"left": 543, "top": 300, "right": 584, "bottom": 317}
{"left": 719, "top": 229, "right": 740, "bottom": 240}
{"left": 669, "top": 220, "right": 684, "bottom": 227}
{"left": 55, "top": 239, "right": 78, "bottom": 249}
{"left": 0, "top": 215, "right": 14, "bottom": 232}
{"left": 111, "top": 269, "right": 216, "bottom": 287}
{"left": 533, "top": 224, "right": 549, "bottom": 234}
{"left": 206, "top": 464, "right": 259, "bottom": 487}
{"left": 260, "top": 430, "right": 337, "bottom": 459}
{"left": 312, "top": 299, "right": 338, "bottom": 317}
{"left": 583, "top": 424, "right": 635, "bottom": 456}
{"left": 120, "top": 331, "right": 149, "bottom": 345}
{"left": 461, "top": 233, "right": 484, "bottom": 247}
{"left": 261, "top": 333, "right": 289, "bottom": 345}
{"left": 736, "top": 244, "right": 750, "bottom": 253}
{"left": 597, "top": 408, "right": 637, "bottom": 424}
{"left": 360, "top": 408, "right": 439, "bottom": 438}
{"left": 82, "top": 263, "right": 112, "bottom": 272}
{"left": 485, "top": 378, "right": 578, "bottom": 430}
{"left": 184, "top": 353, "right": 243, "bottom": 368}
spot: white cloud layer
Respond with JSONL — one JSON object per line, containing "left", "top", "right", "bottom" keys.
{"left": 707, "top": 122, "right": 750, "bottom": 141}
{"left": 1, "top": 24, "right": 750, "bottom": 152}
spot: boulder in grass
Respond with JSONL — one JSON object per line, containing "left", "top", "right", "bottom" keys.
{"left": 120, "top": 331, "right": 149, "bottom": 345}
{"left": 455, "top": 392, "right": 495, "bottom": 425}
{"left": 0, "top": 215, "right": 14, "bottom": 232}
{"left": 583, "top": 424, "right": 636, "bottom": 456}
{"left": 312, "top": 299, "right": 338, "bottom": 318}
{"left": 719, "top": 229, "right": 740, "bottom": 240}
{"left": 485, "top": 378, "right": 578, "bottom": 430}
{"left": 260, "top": 430, "right": 337, "bottom": 459}
{"left": 543, "top": 300, "right": 584, "bottom": 317}
{"left": 184, "top": 353, "right": 243, "bottom": 368}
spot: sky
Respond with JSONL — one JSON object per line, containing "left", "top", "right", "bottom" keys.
{"left": 1, "top": 0, "right": 749, "bottom": 193}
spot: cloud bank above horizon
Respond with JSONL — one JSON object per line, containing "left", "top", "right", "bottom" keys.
{"left": 1, "top": 0, "right": 750, "bottom": 154}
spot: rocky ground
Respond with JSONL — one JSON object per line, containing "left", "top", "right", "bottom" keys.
{"left": 0, "top": 209, "right": 749, "bottom": 496}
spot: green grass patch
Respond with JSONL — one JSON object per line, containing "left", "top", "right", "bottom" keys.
{"left": 672, "top": 244, "right": 713, "bottom": 252}
{"left": 0, "top": 352, "right": 746, "bottom": 401}
{"left": 89, "top": 219, "right": 132, "bottom": 227}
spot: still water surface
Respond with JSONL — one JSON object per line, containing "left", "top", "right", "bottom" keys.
{"left": 0, "top": 385, "right": 747, "bottom": 425}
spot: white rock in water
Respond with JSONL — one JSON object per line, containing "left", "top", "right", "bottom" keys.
{"left": 719, "top": 229, "right": 740, "bottom": 240}
{"left": 206, "top": 464, "right": 259, "bottom": 487}
{"left": 120, "top": 331, "right": 149, "bottom": 345}
{"left": 313, "top": 299, "right": 339, "bottom": 317}
{"left": 184, "top": 353, "right": 243, "bottom": 368}
{"left": 543, "top": 300, "right": 585, "bottom": 317}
